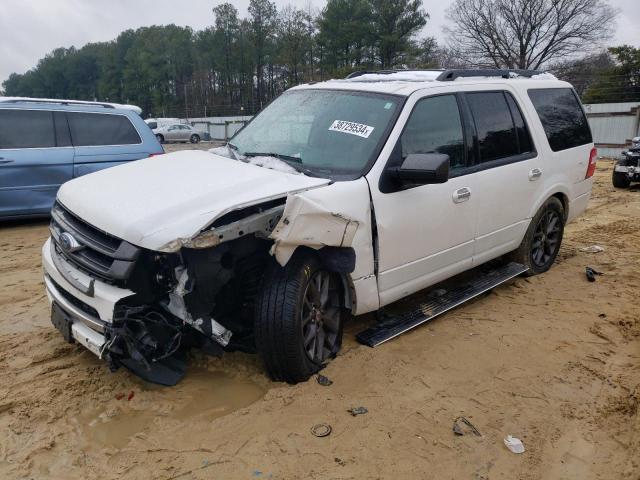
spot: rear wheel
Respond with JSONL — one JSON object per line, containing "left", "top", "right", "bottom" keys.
{"left": 612, "top": 170, "right": 631, "bottom": 188}
{"left": 190, "top": 134, "right": 200, "bottom": 144}
{"left": 255, "top": 253, "right": 345, "bottom": 383}
{"left": 510, "top": 197, "right": 564, "bottom": 276}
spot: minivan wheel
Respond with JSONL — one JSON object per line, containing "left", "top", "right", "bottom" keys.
{"left": 612, "top": 171, "right": 631, "bottom": 188}
{"left": 156, "top": 134, "right": 164, "bottom": 143}
{"left": 190, "top": 134, "right": 200, "bottom": 144}
{"left": 255, "top": 253, "right": 345, "bottom": 383}
{"left": 510, "top": 197, "right": 564, "bottom": 276}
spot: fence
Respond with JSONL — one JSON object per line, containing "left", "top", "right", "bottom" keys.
{"left": 584, "top": 102, "right": 640, "bottom": 158}
{"left": 187, "top": 115, "right": 253, "bottom": 141}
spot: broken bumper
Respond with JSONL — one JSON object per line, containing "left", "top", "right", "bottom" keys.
{"left": 42, "top": 237, "right": 135, "bottom": 358}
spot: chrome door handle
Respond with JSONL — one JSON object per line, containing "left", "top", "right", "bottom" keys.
{"left": 453, "top": 187, "right": 471, "bottom": 203}
{"left": 529, "top": 168, "right": 542, "bottom": 181}
{"left": 0, "top": 159, "right": 13, "bottom": 164}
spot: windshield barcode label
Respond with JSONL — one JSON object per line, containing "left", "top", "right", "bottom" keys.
{"left": 328, "top": 120, "right": 374, "bottom": 138}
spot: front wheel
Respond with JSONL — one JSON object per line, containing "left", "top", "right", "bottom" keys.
{"left": 190, "top": 134, "right": 200, "bottom": 144}
{"left": 255, "top": 253, "right": 345, "bottom": 383}
{"left": 510, "top": 197, "right": 565, "bottom": 276}
{"left": 156, "top": 134, "right": 164, "bottom": 143}
{"left": 612, "top": 170, "right": 631, "bottom": 188}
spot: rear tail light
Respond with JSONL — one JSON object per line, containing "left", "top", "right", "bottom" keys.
{"left": 149, "top": 152, "right": 164, "bottom": 158}
{"left": 585, "top": 147, "right": 597, "bottom": 179}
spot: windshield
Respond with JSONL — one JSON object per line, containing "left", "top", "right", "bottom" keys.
{"left": 230, "top": 89, "right": 402, "bottom": 178}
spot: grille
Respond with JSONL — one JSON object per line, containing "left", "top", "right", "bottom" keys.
{"left": 50, "top": 202, "right": 140, "bottom": 283}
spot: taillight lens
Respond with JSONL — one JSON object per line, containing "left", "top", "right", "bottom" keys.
{"left": 585, "top": 147, "right": 597, "bottom": 179}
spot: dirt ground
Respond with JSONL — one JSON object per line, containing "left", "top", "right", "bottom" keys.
{"left": 1, "top": 159, "right": 639, "bottom": 480}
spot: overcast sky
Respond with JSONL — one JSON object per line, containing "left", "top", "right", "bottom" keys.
{"left": 1, "top": 0, "right": 638, "bottom": 85}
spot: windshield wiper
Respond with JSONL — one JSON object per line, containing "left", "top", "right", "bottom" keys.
{"left": 244, "top": 152, "right": 302, "bottom": 163}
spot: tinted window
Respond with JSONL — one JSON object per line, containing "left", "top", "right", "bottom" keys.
{"left": 466, "top": 92, "right": 519, "bottom": 162}
{"left": 528, "top": 88, "right": 592, "bottom": 151}
{"left": 67, "top": 112, "right": 141, "bottom": 146}
{"left": 400, "top": 95, "right": 465, "bottom": 170}
{"left": 0, "top": 109, "right": 56, "bottom": 149}
{"left": 505, "top": 94, "right": 534, "bottom": 153}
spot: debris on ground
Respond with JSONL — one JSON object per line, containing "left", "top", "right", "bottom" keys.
{"left": 580, "top": 245, "right": 605, "bottom": 253}
{"left": 503, "top": 435, "right": 525, "bottom": 454}
{"left": 347, "top": 406, "right": 368, "bottom": 416}
{"left": 452, "top": 416, "right": 482, "bottom": 436}
{"left": 115, "top": 393, "right": 125, "bottom": 400}
{"left": 586, "top": 266, "right": 604, "bottom": 282}
{"left": 311, "top": 423, "right": 332, "bottom": 437}
{"left": 317, "top": 374, "right": 333, "bottom": 386}
{"left": 127, "top": 391, "right": 135, "bottom": 401}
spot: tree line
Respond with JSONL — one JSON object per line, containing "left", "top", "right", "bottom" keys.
{"left": 2, "top": 0, "right": 637, "bottom": 117}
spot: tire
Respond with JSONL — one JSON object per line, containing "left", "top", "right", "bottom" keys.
{"left": 255, "top": 252, "right": 345, "bottom": 383}
{"left": 190, "top": 134, "right": 200, "bottom": 144}
{"left": 612, "top": 171, "right": 631, "bottom": 188}
{"left": 156, "top": 134, "right": 164, "bottom": 143}
{"left": 510, "top": 197, "right": 565, "bottom": 276}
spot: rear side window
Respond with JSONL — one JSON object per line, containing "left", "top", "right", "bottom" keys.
{"left": 528, "top": 88, "right": 592, "bottom": 151}
{"left": 67, "top": 112, "right": 141, "bottom": 146}
{"left": 466, "top": 92, "right": 520, "bottom": 162}
{"left": 0, "top": 109, "right": 56, "bottom": 149}
{"left": 147, "top": 121, "right": 158, "bottom": 130}
{"left": 400, "top": 95, "right": 465, "bottom": 170}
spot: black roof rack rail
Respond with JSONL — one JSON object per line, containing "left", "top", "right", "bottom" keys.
{"left": 346, "top": 69, "right": 444, "bottom": 79}
{"left": 0, "top": 98, "right": 116, "bottom": 109}
{"left": 436, "top": 69, "right": 543, "bottom": 81}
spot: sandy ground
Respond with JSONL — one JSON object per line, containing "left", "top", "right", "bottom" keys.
{"left": 1, "top": 160, "right": 639, "bottom": 479}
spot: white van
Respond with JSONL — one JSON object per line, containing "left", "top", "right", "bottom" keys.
{"left": 42, "top": 69, "right": 595, "bottom": 385}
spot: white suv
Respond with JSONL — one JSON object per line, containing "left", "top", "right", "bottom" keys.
{"left": 42, "top": 69, "right": 596, "bottom": 385}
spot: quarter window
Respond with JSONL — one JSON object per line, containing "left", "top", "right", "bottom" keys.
{"left": 67, "top": 112, "right": 141, "bottom": 146}
{"left": 400, "top": 95, "right": 465, "bottom": 170}
{"left": 466, "top": 92, "right": 520, "bottom": 162}
{"left": 0, "top": 109, "right": 56, "bottom": 149}
{"left": 528, "top": 88, "right": 592, "bottom": 151}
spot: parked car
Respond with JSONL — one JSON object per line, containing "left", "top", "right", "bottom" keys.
{"left": 0, "top": 97, "right": 163, "bottom": 219}
{"left": 42, "top": 69, "right": 595, "bottom": 386}
{"left": 153, "top": 123, "right": 207, "bottom": 144}
{"left": 612, "top": 136, "right": 640, "bottom": 188}
{"left": 144, "top": 117, "right": 184, "bottom": 130}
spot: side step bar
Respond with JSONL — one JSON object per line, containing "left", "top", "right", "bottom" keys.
{"left": 356, "top": 262, "right": 528, "bottom": 347}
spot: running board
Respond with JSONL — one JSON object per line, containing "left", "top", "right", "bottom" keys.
{"left": 356, "top": 262, "right": 528, "bottom": 347}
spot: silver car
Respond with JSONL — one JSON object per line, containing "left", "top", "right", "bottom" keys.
{"left": 154, "top": 124, "right": 204, "bottom": 144}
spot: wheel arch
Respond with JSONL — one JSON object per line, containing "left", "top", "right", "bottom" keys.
{"left": 528, "top": 185, "right": 571, "bottom": 223}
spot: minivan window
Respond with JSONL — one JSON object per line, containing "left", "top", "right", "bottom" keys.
{"left": 400, "top": 95, "right": 465, "bottom": 170}
{"left": 528, "top": 88, "right": 592, "bottom": 152}
{"left": 0, "top": 109, "right": 56, "bottom": 149}
{"left": 466, "top": 92, "right": 519, "bottom": 162}
{"left": 67, "top": 112, "right": 141, "bottom": 146}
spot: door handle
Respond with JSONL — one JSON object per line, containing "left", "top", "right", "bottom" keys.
{"left": 529, "top": 168, "right": 542, "bottom": 181}
{"left": 453, "top": 187, "right": 471, "bottom": 203}
{"left": 0, "top": 158, "right": 13, "bottom": 164}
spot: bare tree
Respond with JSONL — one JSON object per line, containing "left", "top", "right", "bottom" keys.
{"left": 445, "top": 0, "right": 618, "bottom": 70}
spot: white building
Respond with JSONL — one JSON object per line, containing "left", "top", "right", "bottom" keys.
{"left": 584, "top": 102, "right": 640, "bottom": 158}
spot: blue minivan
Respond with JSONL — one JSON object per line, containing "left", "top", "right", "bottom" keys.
{"left": 0, "top": 98, "right": 164, "bottom": 219}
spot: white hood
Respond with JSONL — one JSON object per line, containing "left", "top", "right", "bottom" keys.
{"left": 57, "top": 150, "right": 331, "bottom": 250}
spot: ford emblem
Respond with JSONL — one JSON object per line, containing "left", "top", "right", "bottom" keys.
{"left": 59, "top": 232, "right": 83, "bottom": 252}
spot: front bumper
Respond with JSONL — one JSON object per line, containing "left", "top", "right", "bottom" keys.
{"left": 42, "top": 237, "right": 135, "bottom": 357}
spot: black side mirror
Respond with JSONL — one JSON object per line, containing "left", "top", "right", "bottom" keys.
{"left": 392, "top": 153, "right": 450, "bottom": 185}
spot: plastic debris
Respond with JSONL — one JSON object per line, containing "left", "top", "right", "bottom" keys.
{"left": 311, "top": 423, "right": 332, "bottom": 437}
{"left": 504, "top": 435, "right": 525, "bottom": 454}
{"left": 317, "top": 374, "right": 333, "bottom": 386}
{"left": 347, "top": 406, "right": 368, "bottom": 416}
{"left": 452, "top": 416, "right": 482, "bottom": 436}
{"left": 585, "top": 266, "right": 603, "bottom": 282}
{"left": 580, "top": 245, "right": 604, "bottom": 253}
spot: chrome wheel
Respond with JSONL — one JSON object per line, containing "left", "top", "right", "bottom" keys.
{"left": 301, "top": 270, "right": 341, "bottom": 364}
{"left": 531, "top": 210, "right": 561, "bottom": 268}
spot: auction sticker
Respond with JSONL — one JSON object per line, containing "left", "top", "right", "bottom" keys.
{"left": 328, "top": 120, "right": 374, "bottom": 138}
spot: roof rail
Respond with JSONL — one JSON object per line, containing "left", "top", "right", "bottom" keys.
{"left": 0, "top": 98, "right": 116, "bottom": 109}
{"left": 346, "top": 69, "right": 443, "bottom": 79}
{"left": 435, "top": 69, "right": 543, "bottom": 81}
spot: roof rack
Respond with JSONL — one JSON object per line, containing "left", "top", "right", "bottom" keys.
{"left": 346, "top": 69, "right": 443, "bottom": 79}
{"left": 0, "top": 98, "right": 116, "bottom": 109}
{"left": 436, "top": 69, "right": 543, "bottom": 81}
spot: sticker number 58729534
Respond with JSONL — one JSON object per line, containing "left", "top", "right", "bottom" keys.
{"left": 328, "top": 120, "right": 374, "bottom": 139}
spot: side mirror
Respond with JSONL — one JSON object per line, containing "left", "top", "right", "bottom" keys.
{"left": 392, "top": 153, "right": 449, "bottom": 185}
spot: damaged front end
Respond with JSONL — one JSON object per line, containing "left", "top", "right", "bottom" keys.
{"left": 48, "top": 200, "right": 285, "bottom": 385}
